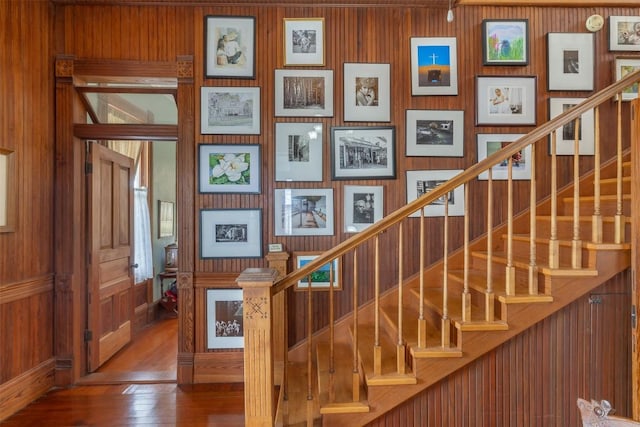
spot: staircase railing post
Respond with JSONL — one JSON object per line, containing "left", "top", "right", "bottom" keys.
{"left": 266, "top": 251, "right": 290, "bottom": 394}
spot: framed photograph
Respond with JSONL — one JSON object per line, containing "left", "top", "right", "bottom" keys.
{"left": 206, "top": 289, "right": 244, "bottom": 349}
{"left": 410, "top": 37, "right": 458, "bottom": 95}
{"left": 481, "top": 19, "right": 529, "bottom": 65}
{"left": 406, "top": 170, "right": 464, "bottom": 218}
{"left": 476, "top": 134, "right": 531, "bottom": 180}
{"left": 548, "top": 98, "right": 595, "bottom": 155}
{"left": 614, "top": 56, "right": 640, "bottom": 101}
{"left": 405, "top": 110, "right": 464, "bottom": 157}
{"left": 547, "top": 33, "right": 594, "bottom": 91}
{"left": 283, "top": 18, "right": 325, "bottom": 66}
{"left": 294, "top": 252, "right": 341, "bottom": 291}
{"left": 158, "top": 200, "right": 175, "bottom": 238}
{"left": 330, "top": 126, "right": 396, "bottom": 180}
{"left": 200, "top": 208, "right": 262, "bottom": 258}
{"left": 275, "top": 69, "right": 334, "bottom": 117}
{"left": 476, "top": 76, "right": 537, "bottom": 126}
{"left": 275, "top": 122, "right": 323, "bottom": 182}
{"left": 198, "top": 144, "right": 261, "bottom": 193}
{"left": 200, "top": 86, "right": 260, "bottom": 134}
{"left": 0, "top": 147, "right": 16, "bottom": 232}
{"left": 205, "top": 15, "right": 255, "bottom": 79}
{"left": 274, "top": 188, "right": 334, "bottom": 236}
{"left": 343, "top": 185, "right": 383, "bottom": 233}
{"left": 608, "top": 16, "right": 640, "bottom": 52}
{"left": 343, "top": 63, "right": 390, "bottom": 122}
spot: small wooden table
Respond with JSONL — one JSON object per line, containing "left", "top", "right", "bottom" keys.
{"left": 158, "top": 271, "right": 177, "bottom": 314}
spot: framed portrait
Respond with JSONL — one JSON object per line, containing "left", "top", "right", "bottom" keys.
{"left": 158, "top": 200, "right": 175, "bottom": 238}
{"left": 294, "top": 252, "right": 341, "bottom": 291}
{"left": 476, "top": 76, "right": 537, "bottom": 126}
{"left": 343, "top": 185, "right": 383, "bottom": 233}
{"left": 476, "top": 134, "right": 531, "bottom": 180}
{"left": 608, "top": 16, "right": 640, "bottom": 52}
{"left": 200, "top": 86, "right": 260, "bottom": 134}
{"left": 548, "top": 98, "right": 595, "bottom": 155}
{"left": 405, "top": 109, "right": 464, "bottom": 157}
{"left": 410, "top": 37, "right": 458, "bottom": 95}
{"left": 206, "top": 289, "right": 244, "bottom": 349}
{"left": 274, "top": 188, "right": 334, "bottom": 236}
{"left": 614, "top": 56, "right": 640, "bottom": 101}
{"left": 205, "top": 15, "right": 255, "bottom": 79}
{"left": 198, "top": 144, "right": 261, "bottom": 193}
{"left": 275, "top": 69, "right": 334, "bottom": 117}
{"left": 481, "top": 19, "right": 529, "bottom": 66}
{"left": 343, "top": 63, "right": 390, "bottom": 122}
{"left": 0, "top": 147, "right": 16, "bottom": 232}
{"left": 275, "top": 122, "right": 323, "bottom": 182}
{"left": 283, "top": 18, "right": 325, "bottom": 66}
{"left": 406, "top": 169, "right": 464, "bottom": 218}
{"left": 330, "top": 126, "right": 396, "bottom": 180}
{"left": 547, "top": 33, "right": 594, "bottom": 91}
{"left": 200, "top": 208, "right": 262, "bottom": 258}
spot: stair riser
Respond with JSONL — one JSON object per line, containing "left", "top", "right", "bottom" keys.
{"left": 536, "top": 218, "right": 630, "bottom": 241}
{"left": 559, "top": 198, "right": 630, "bottom": 216}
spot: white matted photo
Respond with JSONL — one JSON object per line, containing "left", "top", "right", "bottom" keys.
{"left": 615, "top": 56, "right": 640, "bottom": 101}
{"left": 274, "top": 188, "right": 334, "bottom": 236}
{"left": 547, "top": 33, "right": 594, "bottom": 91}
{"left": 410, "top": 37, "right": 458, "bottom": 95}
{"left": 548, "top": 98, "right": 595, "bottom": 155}
{"left": 343, "top": 185, "right": 383, "bottom": 233}
{"left": 608, "top": 16, "right": 640, "bottom": 52}
{"left": 198, "top": 144, "right": 261, "bottom": 193}
{"left": 476, "top": 76, "right": 537, "bottom": 126}
{"left": 205, "top": 15, "right": 255, "bottom": 79}
{"left": 343, "top": 63, "right": 390, "bottom": 122}
{"left": 275, "top": 69, "right": 334, "bottom": 117}
{"left": 200, "top": 208, "right": 262, "bottom": 258}
{"left": 283, "top": 18, "right": 325, "bottom": 66}
{"left": 476, "top": 134, "right": 531, "bottom": 180}
{"left": 330, "top": 126, "right": 396, "bottom": 180}
{"left": 200, "top": 87, "right": 260, "bottom": 134}
{"left": 405, "top": 110, "right": 464, "bottom": 157}
{"left": 275, "top": 122, "right": 323, "bottom": 182}
{"left": 206, "top": 289, "right": 244, "bottom": 349}
{"left": 406, "top": 169, "right": 464, "bottom": 218}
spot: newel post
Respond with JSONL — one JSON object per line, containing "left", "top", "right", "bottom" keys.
{"left": 237, "top": 268, "right": 279, "bottom": 427}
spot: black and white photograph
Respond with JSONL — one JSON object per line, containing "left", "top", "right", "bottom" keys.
{"left": 205, "top": 16, "right": 255, "bottom": 79}
{"left": 406, "top": 169, "right": 464, "bottom": 217}
{"left": 200, "top": 208, "right": 262, "bottom": 258}
{"left": 274, "top": 188, "right": 334, "bottom": 236}
{"left": 275, "top": 123, "right": 323, "bottom": 181}
{"left": 283, "top": 18, "right": 325, "bottom": 66}
{"left": 608, "top": 16, "right": 640, "bottom": 51}
{"left": 476, "top": 76, "right": 537, "bottom": 125}
{"left": 343, "top": 63, "right": 390, "bottom": 122}
{"left": 406, "top": 110, "right": 464, "bottom": 157}
{"left": 343, "top": 185, "right": 383, "bottom": 233}
{"left": 330, "top": 126, "right": 395, "bottom": 180}
{"left": 275, "top": 69, "right": 333, "bottom": 117}
{"left": 476, "top": 134, "right": 532, "bottom": 180}
{"left": 548, "top": 97, "right": 595, "bottom": 155}
{"left": 215, "top": 224, "right": 247, "bottom": 242}
{"left": 200, "top": 87, "right": 260, "bottom": 134}
{"left": 547, "top": 33, "right": 594, "bottom": 91}
{"left": 206, "top": 289, "right": 244, "bottom": 349}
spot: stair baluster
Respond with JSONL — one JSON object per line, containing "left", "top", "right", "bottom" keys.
{"left": 485, "top": 168, "right": 495, "bottom": 321}
{"left": 373, "top": 235, "right": 381, "bottom": 376}
{"left": 442, "top": 196, "right": 451, "bottom": 348}
{"left": 352, "top": 249, "right": 360, "bottom": 402}
{"left": 505, "top": 156, "right": 515, "bottom": 295}
{"left": 615, "top": 95, "right": 625, "bottom": 243}
{"left": 396, "top": 223, "right": 405, "bottom": 374}
{"left": 592, "top": 106, "right": 603, "bottom": 243}
{"left": 572, "top": 116, "right": 583, "bottom": 268}
{"left": 528, "top": 146, "right": 538, "bottom": 295}
{"left": 418, "top": 209, "right": 427, "bottom": 347}
{"left": 549, "top": 132, "right": 560, "bottom": 268}
{"left": 462, "top": 184, "right": 471, "bottom": 322}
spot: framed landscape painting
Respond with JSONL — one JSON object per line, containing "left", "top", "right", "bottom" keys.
{"left": 275, "top": 69, "right": 334, "bottom": 117}
{"left": 481, "top": 19, "right": 529, "bottom": 65}
{"left": 410, "top": 37, "right": 458, "bottom": 95}
{"left": 200, "top": 87, "right": 260, "bottom": 134}
{"left": 198, "top": 144, "right": 261, "bottom": 193}
{"left": 294, "top": 252, "right": 341, "bottom": 291}
{"left": 205, "top": 15, "right": 256, "bottom": 79}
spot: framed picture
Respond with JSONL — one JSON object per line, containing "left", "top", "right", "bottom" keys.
{"left": 198, "top": 144, "right": 261, "bottom": 193}
{"left": 206, "top": 289, "right": 244, "bottom": 349}
{"left": 614, "top": 56, "right": 640, "bottom": 101}
{"left": 200, "top": 208, "right": 262, "bottom": 258}
{"left": 0, "top": 147, "right": 16, "bottom": 232}
{"left": 275, "top": 122, "right": 323, "bottom": 182}
{"left": 410, "top": 37, "right": 458, "bottom": 95}
{"left": 608, "top": 16, "right": 640, "bottom": 52}
{"left": 547, "top": 33, "right": 594, "bottom": 91}
{"left": 343, "top": 63, "right": 390, "bottom": 122}
{"left": 283, "top": 18, "right": 325, "bottom": 66}
{"left": 158, "top": 200, "right": 175, "bottom": 238}
{"left": 205, "top": 15, "right": 255, "bottom": 79}
{"left": 275, "top": 69, "right": 334, "bottom": 117}
{"left": 476, "top": 134, "right": 531, "bottom": 180}
{"left": 481, "top": 19, "right": 529, "bottom": 65}
{"left": 406, "top": 170, "right": 464, "bottom": 218}
{"left": 200, "top": 86, "right": 260, "bottom": 134}
{"left": 476, "top": 76, "right": 537, "bottom": 126}
{"left": 405, "top": 109, "right": 464, "bottom": 157}
{"left": 343, "top": 185, "right": 383, "bottom": 233}
{"left": 330, "top": 126, "right": 396, "bottom": 180}
{"left": 548, "top": 98, "right": 595, "bottom": 155}
{"left": 274, "top": 188, "right": 334, "bottom": 236}
{"left": 294, "top": 252, "right": 341, "bottom": 291}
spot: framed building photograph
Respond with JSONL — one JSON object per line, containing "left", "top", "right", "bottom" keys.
{"left": 283, "top": 18, "right": 325, "bottom": 66}
{"left": 206, "top": 289, "right": 244, "bottom": 349}
{"left": 274, "top": 188, "right": 334, "bottom": 236}
{"left": 294, "top": 252, "right": 341, "bottom": 291}
{"left": 481, "top": 19, "right": 529, "bottom": 65}
{"left": 200, "top": 208, "right": 262, "bottom": 258}
{"left": 198, "top": 144, "right": 261, "bottom": 193}
{"left": 547, "top": 33, "right": 594, "bottom": 91}
{"left": 275, "top": 69, "right": 334, "bottom": 117}
{"left": 405, "top": 109, "right": 464, "bottom": 157}
{"left": 343, "top": 63, "right": 390, "bottom": 122}
{"left": 343, "top": 185, "right": 383, "bottom": 233}
{"left": 548, "top": 98, "right": 595, "bottom": 155}
{"left": 275, "top": 122, "right": 323, "bottom": 182}
{"left": 406, "top": 169, "right": 464, "bottom": 218}
{"left": 200, "top": 86, "right": 260, "bottom": 134}
{"left": 158, "top": 200, "right": 175, "bottom": 238}
{"left": 410, "top": 37, "right": 458, "bottom": 96}
{"left": 476, "top": 134, "right": 531, "bottom": 180}
{"left": 205, "top": 15, "right": 255, "bottom": 79}
{"left": 614, "top": 56, "right": 640, "bottom": 100}
{"left": 476, "top": 76, "right": 537, "bottom": 126}
{"left": 608, "top": 16, "right": 640, "bottom": 52}
{"left": 330, "top": 126, "right": 396, "bottom": 180}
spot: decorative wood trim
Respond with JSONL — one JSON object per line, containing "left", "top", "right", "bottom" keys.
{"left": 193, "top": 352, "right": 244, "bottom": 383}
{"left": 49, "top": 0, "right": 640, "bottom": 6}
{"left": 0, "top": 275, "right": 53, "bottom": 305}
{"left": 458, "top": 0, "right": 638, "bottom": 4}
{"left": 73, "top": 124, "right": 177, "bottom": 141}
{"left": 193, "top": 272, "right": 240, "bottom": 288}
{"left": 0, "top": 359, "right": 55, "bottom": 421}
{"left": 631, "top": 98, "right": 640, "bottom": 420}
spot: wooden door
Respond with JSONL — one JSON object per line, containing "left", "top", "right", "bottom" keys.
{"left": 87, "top": 143, "right": 135, "bottom": 372}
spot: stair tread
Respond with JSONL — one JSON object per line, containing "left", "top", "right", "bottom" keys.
{"left": 379, "top": 297, "right": 446, "bottom": 348}
{"left": 316, "top": 342, "right": 369, "bottom": 413}
{"left": 471, "top": 250, "right": 599, "bottom": 275}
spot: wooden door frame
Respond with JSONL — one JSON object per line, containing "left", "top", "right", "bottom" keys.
{"left": 632, "top": 98, "right": 639, "bottom": 419}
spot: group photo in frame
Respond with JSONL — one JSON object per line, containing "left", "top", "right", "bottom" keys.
{"left": 608, "top": 16, "right": 640, "bottom": 52}
{"left": 476, "top": 134, "right": 531, "bottom": 180}
{"left": 406, "top": 169, "right": 464, "bottom": 218}
{"left": 410, "top": 37, "right": 458, "bottom": 96}
{"left": 294, "top": 252, "right": 341, "bottom": 291}
{"left": 343, "top": 62, "right": 390, "bottom": 122}
{"left": 405, "top": 109, "right": 464, "bottom": 157}
{"left": 614, "top": 56, "right": 640, "bottom": 100}
{"left": 198, "top": 144, "right": 261, "bottom": 193}
{"left": 330, "top": 126, "right": 396, "bottom": 180}
{"left": 200, "top": 86, "right": 260, "bottom": 134}
{"left": 283, "top": 18, "right": 325, "bottom": 66}
{"left": 481, "top": 19, "right": 529, "bottom": 65}
{"left": 274, "top": 188, "right": 334, "bottom": 236}
{"left": 206, "top": 289, "right": 244, "bottom": 349}
{"left": 200, "top": 208, "right": 262, "bottom": 258}
{"left": 275, "top": 122, "right": 323, "bottom": 182}
{"left": 476, "top": 76, "right": 537, "bottom": 126}
{"left": 205, "top": 15, "right": 255, "bottom": 79}
{"left": 275, "top": 69, "right": 334, "bottom": 117}
{"left": 548, "top": 98, "right": 595, "bottom": 155}
{"left": 547, "top": 33, "right": 594, "bottom": 91}
{"left": 343, "top": 185, "right": 383, "bottom": 233}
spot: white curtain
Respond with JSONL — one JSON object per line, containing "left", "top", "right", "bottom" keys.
{"left": 134, "top": 187, "right": 153, "bottom": 283}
